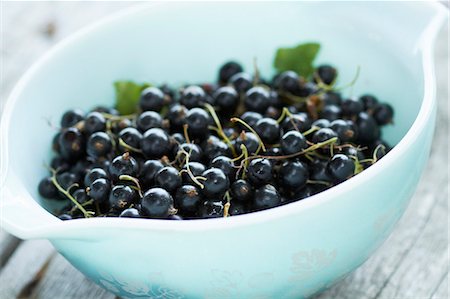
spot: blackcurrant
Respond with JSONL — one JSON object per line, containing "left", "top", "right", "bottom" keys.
{"left": 84, "top": 168, "right": 108, "bottom": 187}
{"left": 247, "top": 158, "right": 272, "bottom": 186}
{"left": 140, "top": 87, "right": 165, "bottom": 112}
{"left": 210, "top": 156, "right": 236, "bottom": 180}
{"left": 140, "top": 160, "right": 164, "bottom": 186}
{"left": 214, "top": 86, "right": 239, "bottom": 114}
{"left": 88, "top": 178, "right": 111, "bottom": 203}
{"left": 218, "top": 61, "right": 243, "bottom": 84}
{"left": 175, "top": 185, "right": 202, "bottom": 213}
{"left": 186, "top": 108, "right": 211, "bottom": 139}
{"left": 279, "top": 160, "right": 309, "bottom": 189}
{"left": 136, "top": 111, "right": 163, "bottom": 132}
{"left": 155, "top": 166, "right": 182, "bottom": 193}
{"left": 230, "top": 179, "right": 253, "bottom": 202}
{"left": 280, "top": 131, "right": 307, "bottom": 155}
{"left": 58, "top": 127, "right": 85, "bottom": 161}
{"left": 373, "top": 103, "right": 394, "bottom": 125}
{"left": 245, "top": 86, "right": 271, "bottom": 114}
{"left": 118, "top": 127, "right": 142, "bottom": 150}
{"left": 141, "top": 187, "right": 174, "bottom": 218}
{"left": 315, "top": 65, "right": 337, "bottom": 85}
{"left": 84, "top": 112, "right": 106, "bottom": 135}
{"left": 229, "top": 72, "right": 253, "bottom": 93}
{"left": 197, "top": 200, "right": 224, "bottom": 218}
{"left": 273, "top": 71, "right": 300, "bottom": 94}
{"left": 255, "top": 118, "right": 280, "bottom": 144}
{"left": 141, "top": 128, "right": 171, "bottom": 159}
{"left": 86, "top": 132, "right": 113, "bottom": 158}
{"left": 61, "top": 109, "right": 84, "bottom": 128}
{"left": 253, "top": 184, "right": 281, "bottom": 210}
{"left": 109, "top": 185, "right": 137, "bottom": 210}
{"left": 327, "top": 154, "right": 355, "bottom": 182}
{"left": 38, "top": 177, "right": 58, "bottom": 199}
{"left": 180, "top": 86, "right": 207, "bottom": 109}
{"left": 201, "top": 168, "right": 230, "bottom": 198}
{"left": 108, "top": 153, "right": 139, "bottom": 181}
{"left": 202, "top": 135, "right": 229, "bottom": 161}
{"left": 119, "top": 208, "right": 141, "bottom": 218}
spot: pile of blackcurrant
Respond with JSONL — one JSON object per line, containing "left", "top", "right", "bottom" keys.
{"left": 38, "top": 61, "right": 394, "bottom": 220}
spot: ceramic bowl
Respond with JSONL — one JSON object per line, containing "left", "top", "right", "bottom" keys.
{"left": 0, "top": 2, "right": 447, "bottom": 299}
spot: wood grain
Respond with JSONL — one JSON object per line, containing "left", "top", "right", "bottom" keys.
{"left": 28, "top": 254, "right": 116, "bottom": 299}
{"left": 0, "top": 2, "right": 448, "bottom": 299}
{"left": 0, "top": 230, "right": 21, "bottom": 268}
{"left": 0, "top": 240, "right": 55, "bottom": 299}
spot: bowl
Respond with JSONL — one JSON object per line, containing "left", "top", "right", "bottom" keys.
{"left": 0, "top": 2, "right": 447, "bottom": 299}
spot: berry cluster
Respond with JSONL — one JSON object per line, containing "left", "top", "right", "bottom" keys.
{"left": 38, "top": 61, "right": 394, "bottom": 220}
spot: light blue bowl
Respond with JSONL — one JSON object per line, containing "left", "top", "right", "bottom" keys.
{"left": 0, "top": 2, "right": 447, "bottom": 299}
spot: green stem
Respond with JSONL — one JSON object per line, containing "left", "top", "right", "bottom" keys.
{"left": 204, "top": 103, "right": 237, "bottom": 157}
{"left": 230, "top": 117, "right": 266, "bottom": 154}
{"left": 119, "top": 175, "right": 143, "bottom": 198}
{"left": 178, "top": 148, "right": 205, "bottom": 189}
{"left": 50, "top": 170, "right": 92, "bottom": 218}
{"left": 119, "top": 138, "right": 143, "bottom": 154}
{"left": 302, "top": 126, "right": 320, "bottom": 136}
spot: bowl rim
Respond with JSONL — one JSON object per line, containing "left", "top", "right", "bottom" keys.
{"left": 0, "top": 1, "right": 447, "bottom": 235}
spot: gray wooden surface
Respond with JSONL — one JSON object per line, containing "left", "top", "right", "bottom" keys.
{"left": 0, "top": 2, "right": 448, "bottom": 299}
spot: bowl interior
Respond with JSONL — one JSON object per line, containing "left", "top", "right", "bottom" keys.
{"left": 4, "top": 2, "right": 426, "bottom": 214}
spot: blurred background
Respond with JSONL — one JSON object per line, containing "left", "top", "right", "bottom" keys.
{"left": 0, "top": 2, "right": 448, "bottom": 299}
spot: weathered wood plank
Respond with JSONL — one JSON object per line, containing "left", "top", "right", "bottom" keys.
{"left": 0, "top": 240, "right": 55, "bottom": 299}
{"left": 0, "top": 2, "right": 448, "bottom": 299}
{"left": 431, "top": 271, "right": 449, "bottom": 299}
{"left": 0, "top": 230, "right": 21, "bottom": 268}
{"left": 313, "top": 24, "right": 449, "bottom": 299}
{"left": 28, "top": 254, "right": 116, "bottom": 299}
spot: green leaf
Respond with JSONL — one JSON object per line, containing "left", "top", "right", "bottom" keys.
{"left": 274, "top": 42, "right": 321, "bottom": 78}
{"left": 114, "top": 81, "right": 151, "bottom": 115}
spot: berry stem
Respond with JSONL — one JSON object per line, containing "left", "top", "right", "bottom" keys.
{"left": 100, "top": 113, "right": 136, "bottom": 121}
{"left": 183, "top": 124, "right": 192, "bottom": 144}
{"left": 372, "top": 144, "right": 386, "bottom": 163}
{"left": 49, "top": 169, "right": 92, "bottom": 218}
{"left": 230, "top": 117, "right": 266, "bottom": 154}
{"left": 276, "top": 107, "right": 293, "bottom": 124}
{"left": 69, "top": 199, "right": 94, "bottom": 214}
{"left": 306, "top": 180, "right": 332, "bottom": 186}
{"left": 119, "top": 175, "right": 143, "bottom": 198}
{"left": 238, "top": 137, "right": 338, "bottom": 166}
{"left": 204, "top": 103, "right": 237, "bottom": 157}
{"left": 333, "top": 65, "right": 361, "bottom": 92}
{"left": 302, "top": 126, "right": 320, "bottom": 136}
{"left": 223, "top": 191, "right": 231, "bottom": 217}
{"left": 118, "top": 138, "right": 143, "bottom": 154}
{"left": 178, "top": 147, "right": 205, "bottom": 189}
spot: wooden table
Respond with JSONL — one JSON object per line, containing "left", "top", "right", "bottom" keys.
{"left": 0, "top": 2, "right": 448, "bottom": 298}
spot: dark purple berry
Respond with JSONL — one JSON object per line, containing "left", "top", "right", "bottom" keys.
{"left": 38, "top": 177, "right": 58, "bottom": 199}
{"left": 247, "top": 158, "right": 272, "bottom": 186}
{"left": 109, "top": 185, "right": 136, "bottom": 210}
{"left": 86, "top": 132, "right": 112, "bottom": 158}
{"left": 155, "top": 166, "right": 182, "bottom": 193}
{"left": 280, "top": 131, "right": 307, "bottom": 155}
{"left": 136, "top": 111, "right": 162, "bottom": 132}
{"left": 141, "top": 128, "right": 171, "bottom": 159}
{"left": 141, "top": 188, "right": 174, "bottom": 218}
{"left": 218, "top": 61, "right": 243, "bottom": 84}
{"left": 175, "top": 185, "right": 202, "bottom": 213}
{"left": 327, "top": 154, "right": 355, "bottom": 182}
{"left": 253, "top": 184, "right": 281, "bottom": 210}
{"left": 140, "top": 87, "right": 165, "bottom": 112}
{"left": 201, "top": 168, "right": 230, "bottom": 198}
{"left": 61, "top": 109, "right": 84, "bottom": 128}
